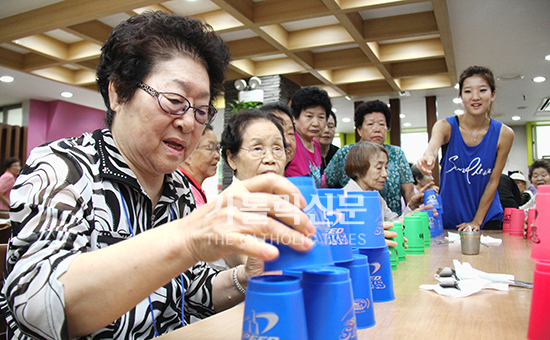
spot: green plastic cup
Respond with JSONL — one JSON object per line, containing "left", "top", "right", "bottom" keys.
{"left": 389, "top": 245, "right": 398, "bottom": 270}
{"left": 403, "top": 215, "right": 425, "bottom": 255}
{"left": 392, "top": 222, "right": 406, "bottom": 261}
{"left": 415, "top": 212, "right": 431, "bottom": 248}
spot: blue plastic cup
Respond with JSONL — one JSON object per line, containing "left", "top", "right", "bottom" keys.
{"left": 282, "top": 267, "right": 304, "bottom": 280}
{"left": 344, "top": 191, "right": 384, "bottom": 249}
{"left": 423, "top": 189, "right": 440, "bottom": 210}
{"left": 264, "top": 176, "right": 334, "bottom": 271}
{"left": 435, "top": 209, "right": 444, "bottom": 235}
{"left": 358, "top": 245, "right": 395, "bottom": 302}
{"left": 335, "top": 254, "right": 376, "bottom": 329}
{"left": 243, "top": 275, "right": 308, "bottom": 340}
{"left": 318, "top": 188, "right": 354, "bottom": 262}
{"left": 301, "top": 267, "right": 358, "bottom": 340}
{"left": 426, "top": 209, "right": 438, "bottom": 238}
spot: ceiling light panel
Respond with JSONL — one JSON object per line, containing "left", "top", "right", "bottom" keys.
{"left": 280, "top": 16, "right": 339, "bottom": 32}
{"left": 163, "top": 0, "right": 219, "bottom": 15}
{"left": 43, "top": 29, "right": 82, "bottom": 44}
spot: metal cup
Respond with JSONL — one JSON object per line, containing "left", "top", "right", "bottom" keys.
{"left": 460, "top": 231, "right": 481, "bottom": 255}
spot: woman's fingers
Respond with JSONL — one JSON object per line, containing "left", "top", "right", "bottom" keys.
{"left": 385, "top": 239, "right": 398, "bottom": 248}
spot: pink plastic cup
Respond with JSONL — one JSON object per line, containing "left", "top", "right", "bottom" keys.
{"left": 528, "top": 261, "right": 550, "bottom": 339}
{"left": 532, "top": 185, "right": 550, "bottom": 262}
{"left": 509, "top": 208, "right": 524, "bottom": 237}
{"left": 527, "top": 209, "right": 536, "bottom": 240}
{"left": 502, "top": 207, "right": 513, "bottom": 234}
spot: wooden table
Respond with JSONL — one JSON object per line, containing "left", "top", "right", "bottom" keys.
{"left": 159, "top": 231, "right": 535, "bottom": 340}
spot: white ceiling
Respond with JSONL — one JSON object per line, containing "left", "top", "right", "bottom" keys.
{"left": 0, "top": 0, "right": 548, "bottom": 134}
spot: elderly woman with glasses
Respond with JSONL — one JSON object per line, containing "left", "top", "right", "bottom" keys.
{"left": 221, "top": 109, "right": 287, "bottom": 182}
{"left": 178, "top": 125, "right": 220, "bottom": 207}
{"left": 0, "top": 12, "right": 314, "bottom": 340}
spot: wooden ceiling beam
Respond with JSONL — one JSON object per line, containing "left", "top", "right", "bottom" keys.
{"left": 431, "top": 0, "right": 457, "bottom": 84}
{"left": 388, "top": 57, "right": 448, "bottom": 78}
{"left": 344, "top": 79, "right": 396, "bottom": 96}
{"left": 255, "top": 58, "right": 305, "bottom": 76}
{"left": 192, "top": 10, "right": 244, "bottom": 32}
{"left": 23, "top": 53, "right": 61, "bottom": 71}
{"left": 230, "top": 59, "right": 255, "bottom": 76}
{"left": 15, "top": 34, "right": 68, "bottom": 60}
{"left": 399, "top": 74, "right": 451, "bottom": 91}
{"left": 261, "top": 25, "right": 290, "bottom": 50}
{"left": 209, "top": 0, "right": 254, "bottom": 24}
{"left": 363, "top": 11, "right": 439, "bottom": 41}
{"left": 73, "top": 69, "right": 96, "bottom": 85}
{"left": 76, "top": 58, "right": 100, "bottom": 72}
{"left": 32, "top": 66, "right": 74, "bottom": 84}
{"left": 0, "top": 0, "right": 163, "bottom": 43}
{"left": 65, "top": 20, "right": 113, "bottom": 45}
{"left": 68, "top": 41, "right": 101, "bottom": 61}
{"left": 225, "top": 37, "right": 279, "bottom": 60}
{"left": 288, "top": 24, "right": 354, "bottom": 51}
{"left": 332, "top": 65, "right": 385, "bottom": 84}
{"left": 379, "top": 38, "right": 444, "bottom": 62}
{"left": 313, "top": 48, "right": 371, "bottom": 70}
{"left": 0, "top": 47, "right": 24, "bottom": 70}
{"left": 254, "top": 0, "right": 331, "bottom": 24}
{"left": 339, "top": 0, "right": 426, "bottom": 11}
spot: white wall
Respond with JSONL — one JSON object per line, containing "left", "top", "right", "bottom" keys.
{"left": 503, "top": 124, "right": 530, "bottom": 177}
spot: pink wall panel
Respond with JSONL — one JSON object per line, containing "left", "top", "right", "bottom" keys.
{"left": 28, "top": 99, "right": 105, "bottom": 155}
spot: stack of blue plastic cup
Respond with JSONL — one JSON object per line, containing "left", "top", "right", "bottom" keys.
{"left": 358, "top": 246, "right": 395, "bottom": 302}
{"left": 335, "top": 254, "right": 376, "bottom": 329}
{"left": 264, "top": 176, "right": 334, "bottom": 271}
{"left": 318, "top": 188, "right": 354, "bottom": 263}
{"left": 344, "top": 191, "right": 385, "bottom": 248}
{"left": 301, "top": 267, "right": 358, "bottom": 340}
{"left": 343, "top": 190, "right": 394, "bottom": 303}
{"left": 242, "top": 275, "right": 308, "bottom": 339}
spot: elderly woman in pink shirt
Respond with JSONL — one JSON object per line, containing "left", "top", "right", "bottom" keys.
{"left": 0, "top": 157, "right": 21, "bottom": 211}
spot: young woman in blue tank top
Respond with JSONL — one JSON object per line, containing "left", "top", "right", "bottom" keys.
{"left": 417, "top": 66, "right": 515, "bottom": 231}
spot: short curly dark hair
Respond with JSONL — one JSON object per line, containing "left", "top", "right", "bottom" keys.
{"left": 96, "top": 11, "right": 231, "bottom": 128}
{"left": 290, "top": 86, "right": 332, "bottom": 120}
{"left": 529, "top": 159, "right": 550, "bottom": 182}
{"left": 354, "top": 100, "right": 392, "bottom": 129}
{"left": 221, "top": 109, "right": 286, "bottom": 167}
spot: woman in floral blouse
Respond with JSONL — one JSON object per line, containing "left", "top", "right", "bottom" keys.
{"left": 325, "top": 100, "right": 415, "bottom": 214}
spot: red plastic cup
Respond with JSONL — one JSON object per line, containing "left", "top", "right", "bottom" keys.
{"left": 509, "top": 208, "right": 524, "bottom": 237}
{"left": 527, "top": 209, "right": 536, "bottom": 240}
{"left": 528, "top": 261, "right": 550, "bottom": 339}
{"left": 503, "top": 207, "right": 513, "bottom": 234}
{"left": 532, "top": 185, "right": 550, "bottom": 262}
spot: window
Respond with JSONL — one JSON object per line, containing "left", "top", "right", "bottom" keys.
{"left": 400, "top": 131, "right": 428, "bottom": 164}
{"left": 0, "top": 104, "right": 23, "bottom": 126}
{"left": 533, "top": 124, "right": 550, "bottom": 160}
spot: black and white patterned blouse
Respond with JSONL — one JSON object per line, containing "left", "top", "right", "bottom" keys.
{"left": 0, "top": 129, "right": 219, "bottom": 340}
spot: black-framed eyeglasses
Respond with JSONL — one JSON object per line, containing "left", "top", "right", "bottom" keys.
{"left": 240, "top": 145, "right": 285, "bottom": 159}
{"left": 137, "top": 82, "right": 217, "bottom": 125}
{"left": 198, "top": 143, "right": 221, "bottom": 152}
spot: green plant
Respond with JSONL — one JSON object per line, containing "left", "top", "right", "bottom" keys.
{"left": 229, "top": 100, "right": 263, "bottom": 114}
